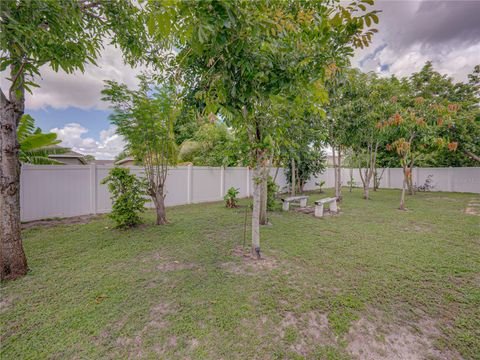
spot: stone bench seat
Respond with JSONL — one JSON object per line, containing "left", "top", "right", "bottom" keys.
{"left": 281, "top": 196, "right": 308, "bottom": 211}
{"left": 314, "top": 197, "right": 338, "bottom": 217}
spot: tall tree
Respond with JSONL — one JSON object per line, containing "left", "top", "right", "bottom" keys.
{"left": 1, "top": 0, "right": 148, "bottom": 279}
{"left": 102, "top": 75, "right": 179, "bottom": 225}
{"left": 155, "top": 0, "right": 378, "bottom": 257}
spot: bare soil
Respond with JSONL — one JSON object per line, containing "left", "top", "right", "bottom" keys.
{"left": 21, "top": 214, "right": 101, "bottom": 229}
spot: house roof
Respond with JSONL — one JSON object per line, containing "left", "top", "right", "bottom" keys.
{"left": 47, "top": 146, "right": 88, "bottom": 164}
{"left": 115, "top": 156, "right": 135, "bottom": 165}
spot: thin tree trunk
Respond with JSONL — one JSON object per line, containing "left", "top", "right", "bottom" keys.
{"left": 464, "top": 149, "right": 480, "bottom": 163}
{"left": 349, "top": 168, "right": 353, "bottom": 192}
{"left": 358, "top": 167, "right": 368, "bottom": 200}
{"left": 336, "top": 148, "right": 342, "bottom": 201}
{"left": 407, "top": 160, "right": 415, "bottom": 195}
{"left": 259, "top": 172, "right": 268, "bottom": 225}
{"left": 332, "top": 147, "right": 338, "bottom": 198}
{"left": 399, "top": 161, "right": 407, "bottom": 210}
{"left": 291, "top": 158, "right": 296, "bottom": 196}
{"left": 251, "top": 164, "right": 262, "bottom": 259}
{"left": 152, "top": 188, "right": 167, "bottom": 225}
{"left": 1, "top": 87, "right": 28, "bottom": 280}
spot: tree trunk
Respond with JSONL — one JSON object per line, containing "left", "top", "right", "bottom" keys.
{"left": 336, "top": 148, "right": 342, "bottom": 201}
{"left": 464, "top": 149, "right": 480, "bottom": 163}
{"left": 251, "top": 164, "right": 262, "bottom": 259}
{"left": 399, "top": 163, "right": 407, "bottom": 210}
{"left": 291, "top": 158, "right": 296, "bottom": 196}
{"left": 152, "top": 188, "right": 167, "bottom": 225}
{"left": 1, "top": 89, "right": 28, "bottom": 280}
{"left": 349, "top": 168, "right": 353, "bottom": 192}
{"left": 259, "top": 171, "right": 268, "bottom": 225}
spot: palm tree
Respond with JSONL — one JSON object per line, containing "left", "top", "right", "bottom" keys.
{"left": 17, "top": 115, "right": 68, "bottom": 165}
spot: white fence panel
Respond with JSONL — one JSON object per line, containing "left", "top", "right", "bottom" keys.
{"left": 20, "top": 166, "right": 91, "bottom": 221}
{"left": 19, "top": 165, "right": 480, "bottom": 221}
{"left": 191, "top": 167, "right": 223, "bottom": 203}
{"left": 225, "top": 167, "right": 249, "bottom": 198}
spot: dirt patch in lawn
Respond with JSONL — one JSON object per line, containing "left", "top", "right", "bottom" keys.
{"left": 222, "top": 246, "right": 278, "bottom": 275}
{"left": 113, "top": 302, "right": 178, "bottom": 358}
{"left": 278, "top": 311, "right": 335, "bottom": 357}
{"left": 346, "top": 315, "right": 461, "bottom": 360}
{"left": 464, "top": 199, "right": 480, "bottom": 216}
{"left": 21, "top": 214, "right": 101, "bottom": 229}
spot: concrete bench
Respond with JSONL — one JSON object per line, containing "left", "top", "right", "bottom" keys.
{"left": 314, "top": 197, "right": 338, "bottom": 217}
{"left": 281, "top": 196, "right": 308, "bottom": 211}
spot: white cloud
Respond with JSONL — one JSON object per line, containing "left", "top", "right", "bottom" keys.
{"left": 21, "top": 45, "right": 145, "bottom": 111}
{"left": 51, "top": 123, "right": 125, "bottom": 160}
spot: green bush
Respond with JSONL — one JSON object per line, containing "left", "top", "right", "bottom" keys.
{"left": 267, "top": 176, "right": 278, "bottom": 211}
{"left": 224, "top": 187, "right": 240, "bottom": 208}
{"left": 101, "top": 167, "right": 147, "bottom": 229}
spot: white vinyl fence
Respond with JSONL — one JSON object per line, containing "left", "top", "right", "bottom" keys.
{"left": 20, "top": 165, "right": 479, "bottom": 221}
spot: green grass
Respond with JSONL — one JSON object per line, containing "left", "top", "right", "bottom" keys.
{"left": 1, "top": 188, "right": 479, "bottom": 359}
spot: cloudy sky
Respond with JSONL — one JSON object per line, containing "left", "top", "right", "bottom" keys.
{"left": 2, "top": 0, "right": 479, "bottom": 159}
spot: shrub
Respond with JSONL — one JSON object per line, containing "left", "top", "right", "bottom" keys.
{"left": 101, "top": 167, "right": 147, "bottom": 228}
{"left": 267, "top": 176, "right": 278, "bottom": 211}
{"left": 315, "top": 180, "right": 326, "bottom": 193}
{"left": 224, "top": 187, "right": 240, "bottom": 208}
{"left": 415, "top": 174, "right": 435, "bottom": 192}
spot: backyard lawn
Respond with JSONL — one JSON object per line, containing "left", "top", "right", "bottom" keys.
{"left": 1, "top": 189, "right": 479, "bottom": 360}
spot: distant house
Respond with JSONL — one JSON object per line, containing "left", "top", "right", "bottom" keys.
{"left": 115, "top": 156, "right": 136, "bottom": 167}
{"left": 48, "top": 149, "right": 87, "bottom": 165}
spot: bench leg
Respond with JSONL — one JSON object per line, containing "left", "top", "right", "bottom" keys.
{"left": 300, "top": 198, "right": 307, "bottom": 208}
{"left": 282, "top": 201, "right": 290, "bottom": 211}
{"left": 315, "top": 204, "right": 324, "bottom": 218}
{"left": 330, "top": 200, "right": 338, "bottom": 213}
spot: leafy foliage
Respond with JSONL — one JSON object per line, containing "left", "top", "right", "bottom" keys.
{"left": 224, "top": 187, "right": 240, "bottom": 208}
{"left": 266, "top": 176, "right": 279, "bottom": 211}
{"left": 179, "top": 123, "right": 239, "bottom": 166}
{"left": 17, "top": 114, "right": 67, "bottom": 165}
{"left": 286, "top": 148, "right": 327, "bottom": 193}
{"left": 101, "top": 167, "right": 147, "bottom": 229}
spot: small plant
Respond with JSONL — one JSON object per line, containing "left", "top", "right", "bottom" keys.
{"left": 101, "top": 167, "right": 147, "bottom": 229}
{"left": 315, "top": 180, "right": 326, "bottom": 193}
{"left": 267, "top": 176, "right": 279, "bottom": 211}
{"left": 224, "top": 187, "right": 240, "bottom": 208}
{"left": 415, "top": 174, "right": 435, "bottom": 192}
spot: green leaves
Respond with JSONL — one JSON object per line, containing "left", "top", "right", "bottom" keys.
{"left": 16, "top": 114, "right": 67, "bottom": 164}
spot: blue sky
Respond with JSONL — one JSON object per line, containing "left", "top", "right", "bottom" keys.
{"left": 3, "top": 0, "right": 478, "bottom": 159}
{"left": 29, "top": 107, "right": 111, "bottom": 141}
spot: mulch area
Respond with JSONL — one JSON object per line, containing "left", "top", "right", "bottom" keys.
{"left": 21, "top": 214, "right": 101, "bottom": 229}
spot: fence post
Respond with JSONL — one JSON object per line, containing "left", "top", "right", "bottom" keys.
{"left": 187, "top": 164, "right": 192, "bottom": 204}
{"left": 387, "top": 168, "right": 391, "bottom": 189}
{"left": 220, "top": 166, "right": 225, "bottom": 198}
{"left": 246, "top": 167, "right": 250, "bottom": 197}
{"left": 448, "top": 167, "right": 454, "bottom": 192}
{"left": 90, "top": 164, "right": 97, "bottom": 214}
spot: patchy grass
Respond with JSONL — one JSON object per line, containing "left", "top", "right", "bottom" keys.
{"left": 1, "top": 188, "right": 479, "bottom": 359}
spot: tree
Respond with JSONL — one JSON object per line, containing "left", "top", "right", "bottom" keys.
{"left": 1, "top": 0, "right": 148, "bottom": 279}
{"left": 157, "top": 0, "right": 378, "bottom": 257}
{"left": 285, "top": 147, "right": 326, "bottom": 194}
{"left": 17, "top": 114, "right": 68, "bottom": 165}
{"left": 342, "top": 71, "right": 396, "bottom": 199}
{"left": 178, "top": 122, "right": 239, "bottom": 166}
{"left": 382, "top": 97, "right": 459, "bottom": 210}
{"left": 102, "top": 75, "right": 179, "bottom": 225}
{"left": 376, "top": 64, "right": 480, "bottom": 168}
